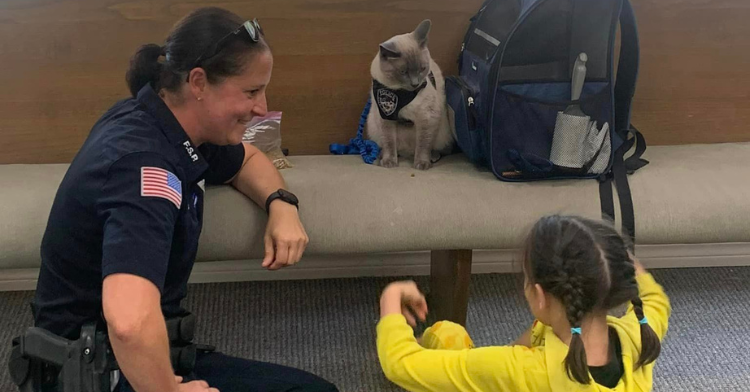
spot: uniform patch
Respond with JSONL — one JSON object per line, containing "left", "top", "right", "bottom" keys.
{"left": 376, "top": 89, "right": 398, "bottom": 117}
{"left": 141, "top": 167, "right": 182, "bottom": 208}
{"left": 372, "top": 72, "right": 436, "bottom": 121}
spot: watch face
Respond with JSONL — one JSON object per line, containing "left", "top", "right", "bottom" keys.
{"left": 280, "top": 189, "right": 298, "bottom": 204}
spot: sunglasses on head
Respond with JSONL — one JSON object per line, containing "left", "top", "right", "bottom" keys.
{"left": 188, "top": 19, "right": 263, "bottom": 78}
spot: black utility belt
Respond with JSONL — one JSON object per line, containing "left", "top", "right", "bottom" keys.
{"left": 164, "top": 312, "right": 216, "bottom": 376}
{"left": 9, "top": 312, "right": 213, "bottom": 392}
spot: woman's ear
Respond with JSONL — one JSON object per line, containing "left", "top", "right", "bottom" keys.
{"left": 188, "top": 68, "right": 208, "bottom": 99}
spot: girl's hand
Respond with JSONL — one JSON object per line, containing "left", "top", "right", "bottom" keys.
{"left": 379, "top": 281, "right": 428, "bottom": 326}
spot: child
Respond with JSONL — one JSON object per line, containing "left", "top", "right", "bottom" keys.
{"left": 377, "top": 215, "right": 671, "bottom": 391}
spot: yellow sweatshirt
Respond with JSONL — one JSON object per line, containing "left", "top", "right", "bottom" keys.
{"left": 377, "top": 273, "right": 671, "bottom": 392}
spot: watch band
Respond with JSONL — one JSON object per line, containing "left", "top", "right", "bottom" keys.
{"left": 265, "top": 190, "right": 298, "bottom": 212}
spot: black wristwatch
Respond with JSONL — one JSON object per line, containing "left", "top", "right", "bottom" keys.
{"left": 265, "top": 189, "right": 299, "bottom": 212}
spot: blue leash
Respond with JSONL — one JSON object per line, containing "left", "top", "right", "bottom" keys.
{"left": 329, "top": 97, "right": 380, "bottom": 164}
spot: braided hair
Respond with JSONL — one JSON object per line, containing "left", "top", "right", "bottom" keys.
{"left": 630, "top": 297, "right": 661, "bottom": 368}
{"left": 588, "top": 218, "right": 662, "bottom": 369}
{"left": 523, "top": 215, "right": 661, "bottom": 384}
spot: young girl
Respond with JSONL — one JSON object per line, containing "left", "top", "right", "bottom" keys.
{"left": 377, "top": 215, "right": 671, "bottom": 391}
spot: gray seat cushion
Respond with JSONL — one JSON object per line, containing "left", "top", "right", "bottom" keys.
{"left": 2, "top": 142, "right": 749, "bottom": 269}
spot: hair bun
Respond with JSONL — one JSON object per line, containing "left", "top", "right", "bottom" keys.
{"left": 125, "top": 43, "right": 164, "bottom": 97}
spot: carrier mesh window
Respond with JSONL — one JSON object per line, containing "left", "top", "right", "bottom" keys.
{"left": 499, "top": 0, "right": 573, "bottom": 82}
{"left": 465, "top": 0, "right": 522, "bottom": 61}
{"left": 498, "top": 0, "right": 619, "bottom": 83}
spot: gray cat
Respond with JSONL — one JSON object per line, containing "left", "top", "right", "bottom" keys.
{"left": 365, "top": 19, "right": 454, "bottom": 170}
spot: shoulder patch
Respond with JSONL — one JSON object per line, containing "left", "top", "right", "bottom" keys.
{"left": 141, "top": 166, "right": 182, "bottom": 208}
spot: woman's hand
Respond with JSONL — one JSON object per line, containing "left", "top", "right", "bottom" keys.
{"left": 262, "top": 200, "right": 309, "bottom": 270}
{"left": 380, "top": 281, "right": 428, "bottom": 326}
{"left": 174, "top": 376, "right": 220, "bottom": 392}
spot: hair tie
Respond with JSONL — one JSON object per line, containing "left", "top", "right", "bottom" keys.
{"left": 159, "top": 45, "right": 172, "bottom": 62}
{"left": 638, "top": 316, "right": 649, "bottom": 325}
{"left": 571, "top": 327, "right": 582, "bottom": 335}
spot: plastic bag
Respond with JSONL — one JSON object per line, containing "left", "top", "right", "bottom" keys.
{"left": 243, "top": 111, "right": 293, "bottom": 169}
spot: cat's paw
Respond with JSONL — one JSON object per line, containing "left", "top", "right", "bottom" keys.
{"left": 380, "top": 156, "right": 399, "bottom": 168}
{"left": 413, "top": 160, "right": 432, "bottom": 171}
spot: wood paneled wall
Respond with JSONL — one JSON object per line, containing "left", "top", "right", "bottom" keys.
{"left": 1, "top": 0, "right": 748, "bottom": 164}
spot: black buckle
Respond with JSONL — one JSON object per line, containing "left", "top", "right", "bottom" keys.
{"left": 195, "top": 344, "right": 216, "bottom": 353}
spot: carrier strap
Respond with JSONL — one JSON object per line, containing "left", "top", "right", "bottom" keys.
{"left": 599, "top": 0, "right": 648, "bottom": 249}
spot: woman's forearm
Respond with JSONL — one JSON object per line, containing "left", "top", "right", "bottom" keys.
{"left": 230, "top": 143, "right": 286, "bottom": 209}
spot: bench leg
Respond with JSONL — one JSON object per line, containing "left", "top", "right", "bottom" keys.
{"left": 429, "top": 249, "right": 472, "bottom": 326}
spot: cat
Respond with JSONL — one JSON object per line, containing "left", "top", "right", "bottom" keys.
{"left": 365, "top": 19, "right": 454, "bottom": 170}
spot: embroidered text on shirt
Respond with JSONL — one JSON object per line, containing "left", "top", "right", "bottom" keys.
{"left": 183, "top": 141, "right": 199, "bottom": 162}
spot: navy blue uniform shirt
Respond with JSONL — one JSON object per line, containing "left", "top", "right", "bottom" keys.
{"left": 33, "top": 85, "right": 245, "bottom": 339}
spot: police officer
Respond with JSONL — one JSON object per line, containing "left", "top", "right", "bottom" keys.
{"left": 30, "top": 7, "right": 338, "bottom": 392}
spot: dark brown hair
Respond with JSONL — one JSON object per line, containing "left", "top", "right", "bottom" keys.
{"left": 125, "top": 7, "right": 269, "bottom": 97}
{"left": 523, "top": 215, "right": 661, "bottom": 384}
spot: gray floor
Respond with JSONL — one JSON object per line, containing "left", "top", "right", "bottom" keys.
{"left": 2, "top": 267, "right": 750, "bottom": 391}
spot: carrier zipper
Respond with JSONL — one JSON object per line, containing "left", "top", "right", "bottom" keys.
{"left": 457, "top": 79, "right": 478, "bottom": 129}
{"left": 449, "top": 76, "right": 479, "bottom": 130}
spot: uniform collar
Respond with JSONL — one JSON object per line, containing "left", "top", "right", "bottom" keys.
{"left": 136, "top": 84, "right": 208, "bottom": 183}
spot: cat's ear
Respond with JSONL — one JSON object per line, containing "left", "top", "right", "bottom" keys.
{"left": 379, "top": 41, "right": 401, "bottom": 60}
{"left": 413, "top": 19, "right": 431, "bottom": 48}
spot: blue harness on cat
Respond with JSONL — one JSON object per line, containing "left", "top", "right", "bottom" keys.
{"left": 329, "top": 73, "right": 436, "bottom": 164}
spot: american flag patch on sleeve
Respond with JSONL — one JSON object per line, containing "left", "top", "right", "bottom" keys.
{"left": 141, "top": 167, "right": 182, "bottom": 208}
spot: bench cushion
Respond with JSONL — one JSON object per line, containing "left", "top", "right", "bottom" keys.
{"left": 2, "top": 142, "right": 749, "bottom": 269}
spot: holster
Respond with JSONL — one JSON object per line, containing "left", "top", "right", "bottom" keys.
{"left": 8, "top": 312, "right": 215, "bottom": 391}
{"left": 9, "top": 323, "right": 115, "bottom": 392}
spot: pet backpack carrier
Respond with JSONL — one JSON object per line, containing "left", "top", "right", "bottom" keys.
{"left": 446, "top": 0, "right": 649, "bottom": 243}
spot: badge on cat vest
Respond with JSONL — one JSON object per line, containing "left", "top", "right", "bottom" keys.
{"left": 372, "top": 72, "right": 437, "bottom": 122}
{"left": 376, "top": 89, "right": 399, "bottom": 117}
